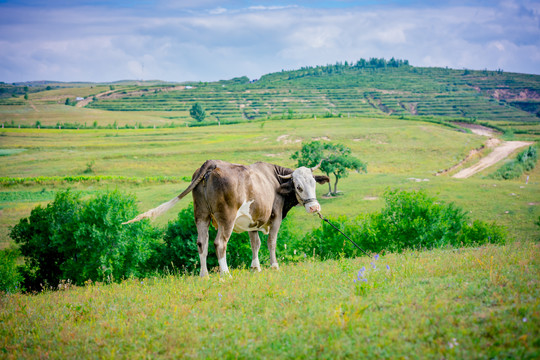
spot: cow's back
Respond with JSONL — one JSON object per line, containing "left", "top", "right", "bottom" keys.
{"left": 191, "top": 160, "right": 288, "bottom": 234}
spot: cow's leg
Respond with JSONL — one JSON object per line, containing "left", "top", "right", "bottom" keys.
{"left": 267, "top": 219, "right": 282, "bottom": 270}
{"left": 249, "top": 231, "right": 261, "bottom": 272}
{"left": 196, "top": 218, "right": 211, "bottom": 277}
{"left": 214, "top": 223, "right": 234, "bottom": 276}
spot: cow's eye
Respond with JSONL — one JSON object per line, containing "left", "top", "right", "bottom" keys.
{"left": 296, "top": 185, "right": 303, "bottom": 192}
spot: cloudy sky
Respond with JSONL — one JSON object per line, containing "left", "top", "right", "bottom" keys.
{"left": 1, "top": 0, "right": 539, "bottom": 83}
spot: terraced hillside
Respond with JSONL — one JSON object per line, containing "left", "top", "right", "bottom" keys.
{"left": 84, "top": 63, "right": 539, "bottom": 127}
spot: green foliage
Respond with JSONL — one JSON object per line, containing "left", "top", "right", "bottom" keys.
{"left": 489, "top": 145, "right": 537, "bottom": 180}
{"left": 370, "top": 189, "right": 468, "bottom": 251}
{"left": 457, "top": 220, "right": 507, "bottom": 246}
{"left": 9, "top": 190, "right": 160, "bottom": 289}
{"left": 189, "top": 102, "right": 206, "bottom": 122}
{"left": 292, "top": 141, "right": 367, "bottom": 194}
{"left": 297, "top": 190, "right": 507, "bottom": 259}
{"left": 0, "top": 247, "right": 23, "bottom": 293}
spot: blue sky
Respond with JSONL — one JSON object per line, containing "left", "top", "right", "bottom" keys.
{"left": 1, "top": 0, "right": 539, "bottom": 83}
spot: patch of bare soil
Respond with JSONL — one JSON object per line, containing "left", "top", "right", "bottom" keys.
{"left": 276, "top": 134, "right": 302, "bottom": 144}
{"left": 455, "top": 122, "right": 501, "bottom": 137}
{"left": 312, "top": 136, "right": 330, "bottom": 141}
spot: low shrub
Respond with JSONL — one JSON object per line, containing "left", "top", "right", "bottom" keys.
{"left": 10, "top": 190, "right": 160, "bottom": 290}
{"left": 489, "top": 145, "right": 537, "bottom": 180}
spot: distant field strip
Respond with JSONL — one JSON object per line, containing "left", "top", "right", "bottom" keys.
{"left": 0, "top": 175, "right": 189, "bottom": 185}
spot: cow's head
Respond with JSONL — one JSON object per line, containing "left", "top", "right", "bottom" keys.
{"left": 279, "top": 163, "right": 330, "bottom": 213}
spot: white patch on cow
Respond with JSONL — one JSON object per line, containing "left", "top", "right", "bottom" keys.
{"left": 270, "top": 262, "right": 280, "bottom": 270}
{"left": 233, "top": 200, "right": 270, "bottom": 234}
{"left": 218, "top": 257, "right": 229, "bottom": 274}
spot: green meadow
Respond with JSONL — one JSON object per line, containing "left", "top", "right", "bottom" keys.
{"left": 1, "top": 64, "right": 539, "bottom": 358}
{"left": 1, "top": 116, "right": 538, "bottom": 248}
{"left": 1, "top": 242, "right": 538, "bottom": 358}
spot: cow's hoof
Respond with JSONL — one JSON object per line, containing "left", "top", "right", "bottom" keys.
{"left": 270, "top": 263, "right": 280, "bottom": 270}
{"left": 251, "top": 266, "right": 262, "bottom": 272}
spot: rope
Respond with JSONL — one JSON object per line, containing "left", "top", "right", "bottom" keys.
{"left": 316, "top": 212, "right": 370, "bottom": 256}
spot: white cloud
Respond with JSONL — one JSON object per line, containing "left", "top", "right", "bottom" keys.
{"left": 0, "top": 1, "right": 539, "bottom": 82}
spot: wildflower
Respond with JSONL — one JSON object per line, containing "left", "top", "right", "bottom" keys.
{"left": 448, "top": 338, "right": 459, "bottom": 349}
{"left": 371, "top": 262, "right": 376, "bottom": 269}
{"left": 374, "top": 254, "right": 380, "bottom": 260}
{"left": 386, "top": 264, "right": 390, "bottom": 270}
{"left": 523, "top": 317, "right": 527, "bottom": 322}
{"left": 218, "top": 293, "right": 222, "bottom": 300}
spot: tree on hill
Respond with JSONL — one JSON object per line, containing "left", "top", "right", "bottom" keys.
{"left": 190, "top": 102, "right": 206, "bottom": 122}
{"left": 292, "top": 141, "right": 367, "bottom": 195}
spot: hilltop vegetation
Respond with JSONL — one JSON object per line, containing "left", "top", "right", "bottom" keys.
{"left": 1, "top": 59, "right": 539, "bottom": 138}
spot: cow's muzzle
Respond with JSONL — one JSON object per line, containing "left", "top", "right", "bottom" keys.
{"left": 303, "top": 200, "right": 321, "bottom": 214}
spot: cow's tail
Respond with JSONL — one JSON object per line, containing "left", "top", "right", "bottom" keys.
{"left": 122, "top": 161, "right": 215, "bottom": 224}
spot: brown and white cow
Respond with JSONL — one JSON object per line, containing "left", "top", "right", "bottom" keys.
{"left": 124, "top": 160, "right": 329, "bottom": 276}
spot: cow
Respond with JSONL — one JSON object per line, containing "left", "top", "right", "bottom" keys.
{"left": 123, "top": 160, "right": 330, "bottom": 277}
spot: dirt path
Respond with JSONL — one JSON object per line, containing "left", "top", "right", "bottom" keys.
{"left": 452, "top": 126, "right": 533, "bottom": 178}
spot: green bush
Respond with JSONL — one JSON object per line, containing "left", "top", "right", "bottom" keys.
{"left": 297, "top": 190, "right": 507, "bottom": 259}
{"left": 0, "top": 247, "right": 23, "bottom": 293}
{"left": 457, "top": 220, "right": 507, "bottom": 246}
{"left": 10, "top": 190, "right": 160, "bottom": 290}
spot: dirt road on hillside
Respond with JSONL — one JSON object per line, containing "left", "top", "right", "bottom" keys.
{"left": 452, "top": 126, "right": 533, "bottom": 178}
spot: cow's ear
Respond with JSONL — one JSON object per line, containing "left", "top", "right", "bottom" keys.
{"left": 277, "top": 180, "right": 294, "bottom": 195}
{"left": 314, "top": 175, "right": 330, "bottom": 184}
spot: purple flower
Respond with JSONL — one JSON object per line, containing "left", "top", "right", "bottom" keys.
{"left": 374, "top": 254, "right": 380, "bottom": 260}
{"left": 386, "top": 265, "right": 390, "bottom": 270}
{"left": 218, "top": 293, "right": 222, "bottom": 300}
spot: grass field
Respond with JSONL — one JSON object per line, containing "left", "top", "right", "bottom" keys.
{"left": 1, "top": 116, "right": 538, "bottom": 249}
{"left": 1, "top": 241, "right": 538, "bottom": 358}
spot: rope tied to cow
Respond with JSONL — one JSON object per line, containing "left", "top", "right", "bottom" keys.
{"left": 316, "top": 211, "right": 371, "bottom": 257}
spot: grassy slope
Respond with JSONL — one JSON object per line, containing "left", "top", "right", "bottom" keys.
{"left": 2, "top": 116, "right": 539, "bottom": 248}
{"left": 1, "top": 241, "right": 538, "bottom": 358}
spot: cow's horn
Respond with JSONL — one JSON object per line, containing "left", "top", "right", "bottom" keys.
{"left": 311, "top": 160, "right": 323, "bottom": 172}
{"left": 278, "top": 173, "right": 293, "bottom": 179}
